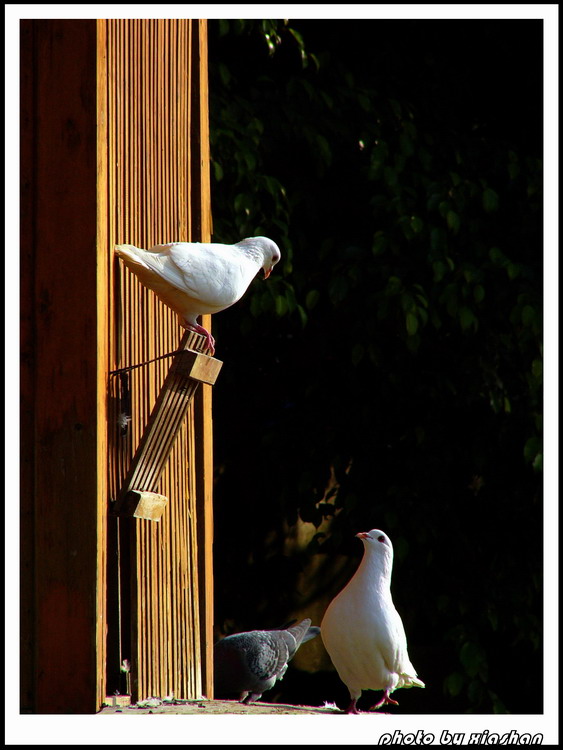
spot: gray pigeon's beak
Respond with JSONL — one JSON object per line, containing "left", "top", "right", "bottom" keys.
{"left": 263, "top": 266, "right": 272, "bottom": 279}
{"left": 356, "top": 532, "right": 371, "bottom": 540}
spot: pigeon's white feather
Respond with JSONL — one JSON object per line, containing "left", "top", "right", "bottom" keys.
{"left": 321, "top": 529, "right": 424, "bottom": 713}
{"left": 115, "top": 236, "right": 280, "bottom": 353}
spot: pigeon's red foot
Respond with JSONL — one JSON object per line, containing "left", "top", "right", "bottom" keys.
{"left": 346, "top": 698, "right": 362, "bottom": 714}
{"left": 182, "top": 322, "right": 216, "bottom": 355}
{"left": 370, "top": 690, "right": 399, "bottom": 711}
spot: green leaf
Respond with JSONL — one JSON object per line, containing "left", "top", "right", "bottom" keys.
{"left": 401, "top": 292, "right": 416, "bottom": 312}
{"left": 389, "top": 98, "right": 402, "bottom": 119}
{"left": 386, "top": 276, "right": 402, "bottom": 294}
{"left": 328, "top": 276, "right": 348, "bottom": 304}
{"left": 460, "top": 642, "right": 488, "bottom": 680}
{"left": 275, "top": 295, "right": 287, "bottom": 316}
{"left": 417, "top": 306, "right": 428, "bottom": 325}
{"left": 489, "top": 246, "right": 507, "bottom": 266}
{"left": 410, "top": 216, "right": 424, "bottom": 234}
{"left": 234, "top": 192, "right": 253, "bottom": 215}
{"left": 521, "top": 305, "right": 536, "bottom": 327}
{"left": 445, "top": 672, "right": 465, "bottom": 697}
{"left": 406, "top": 312, "right": 418, "bottom": 336}
{"left": 523, "top": 436, "right": 540, "bottom": 463}
{"left": 483, "top": 187, "right": 499, "bottom": 213}
{"left": 384, "top": 166, "right": 398, "bottom": 187}
{"left": 218, "top": 63, "right": 231, "bottom": 86}
{"left": 305, "top": 289, "right": 320, "bottom": 309}
{"left": 473, "top": 284, "right": 485, "bottom": 303}
{"left": 430, "top": 226, "right": 446, "bottom": 251}
{"left": 446, "top": 210, "right": 460, "bottom": 233}
{"left": 372, "top": 234, "right": 387, "bottom": 256}
{"left": 459, "top": 306, "right": 477, "bottom": 332}
{"left": 507, "top": 262, "right": 520, "bottom": 280}
{"left": 212, "top": 161, "right": 224, "bottom": 181}
{"left": 400, "top": 132, "right": 414, "bottom": 157}
{"left": 508, "top": 161, "right": 520, "bottom": 180}
{"left": 433, "top": 260, "right": 447, "bottom": 282}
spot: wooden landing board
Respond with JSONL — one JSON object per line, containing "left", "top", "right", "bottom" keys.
{"left": 113, "top": 330, "right": 222, "bottom": 519}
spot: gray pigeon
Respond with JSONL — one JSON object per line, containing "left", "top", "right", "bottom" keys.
{"left": 214, "top": 618, "right": 320, "bottom": 703}
{"left": 115, "top": 236, "right": 281, "bottom": 355}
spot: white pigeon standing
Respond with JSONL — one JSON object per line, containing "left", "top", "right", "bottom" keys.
{"left": 321, "top": 529, "right": 425, "bottom": 714}
{"left": 115, "top": 236, "right": 281, "bottom": 355}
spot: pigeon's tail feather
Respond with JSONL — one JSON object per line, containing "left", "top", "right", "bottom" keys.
{"left": 115, "top": 244, "right": 144, "bottom": 262}
{"left": 302, "top": 625, "right": 321, "bottom": 645}
{"left": 398, "top": 673, "right": 425, "bottom": 690}
{"left": 275, "top": 619, "right": 297, "bottom": 630}
{"left": 409, "top": 676, "right": 425, "bottom": 689}
{"left": 286, "top": 618, "right": 313, "bottom": 648}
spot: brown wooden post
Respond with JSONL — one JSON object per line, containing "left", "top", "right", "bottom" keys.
{"left": 20, "top": 19, "right": 108, "bottom": 713}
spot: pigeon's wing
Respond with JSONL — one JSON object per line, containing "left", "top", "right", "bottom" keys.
{"left": 246, "top": 632, "right": 290, "bottom": 683}
{"left": 371, "top": 603, "right": 423, "bottom": 688}
{"left": 166, "top": 242, "right": 247, "bottom": 308}
{"left": 115, "top": 244, "right": 204, "bottom": 319}
{"left": 214, "top": 631, "right": 290, "bottom": 697}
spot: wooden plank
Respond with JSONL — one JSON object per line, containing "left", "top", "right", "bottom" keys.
{"left": 96, "top": 17, "right": 110, "bottom": 711}
{"left": 191, "top": 18, "right": 215, "bottom": 700}
{"left": 19, "top": 17, "right": 37, "bottom": 714}
{"left": 20, "top": 19, "right": 103, "bottom": 713}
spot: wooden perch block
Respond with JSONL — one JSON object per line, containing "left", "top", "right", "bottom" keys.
{"left": 175, "top": 349, "right": 222, "bottom": 385}
{"left": 113, "top": 330, "right": 222, "bottom": 520}
{"left": 119, "top": 491, "right": 168, "bottom": 521}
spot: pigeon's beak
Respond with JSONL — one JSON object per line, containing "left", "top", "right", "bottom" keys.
{"left": 356, "top": 532, "right": 371, "bottom": 540}
{"left": 263, "top": 266, "right": 272, "bottom": 279}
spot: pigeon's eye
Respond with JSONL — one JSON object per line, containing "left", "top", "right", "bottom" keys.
{"left": 377, "top": 536, "right": 385, "bottom": 543}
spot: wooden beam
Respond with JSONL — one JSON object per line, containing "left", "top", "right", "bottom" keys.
{"left": 20, "top": 19, "right": 105, "bottom": 713}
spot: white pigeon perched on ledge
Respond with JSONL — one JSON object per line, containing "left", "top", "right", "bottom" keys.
{"left": 214, "top": 618, "right": 320, "bottom": 704}
{"left": 115, "top": 236, "right": 281, "bottom": 355}
{"left": 321, "top": 529, "right": 425, "bottom": 714}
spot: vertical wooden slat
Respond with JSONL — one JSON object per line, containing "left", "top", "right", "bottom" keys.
{"left": 20, "top": 18, "right": 37, "bottom": 714}
{"left": 192, "top": 18, "right": 215, "bottom": 699}
{"left": 96, "top": 18, "right": 110, "bottom": 710}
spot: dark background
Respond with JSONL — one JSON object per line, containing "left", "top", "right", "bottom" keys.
{"left": 206, "top": 19, "right": 543, "bottom": 714}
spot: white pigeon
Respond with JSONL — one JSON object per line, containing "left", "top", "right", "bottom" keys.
{"left": 115, "top": 236, "right": 281, "bottom": 355}
{"left": 321, "top": 529, "right": 425, "bottom": 714}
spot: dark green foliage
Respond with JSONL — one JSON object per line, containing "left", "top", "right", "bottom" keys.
{"left": 208, "top": 19, "right": 542, "bottom": 713}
